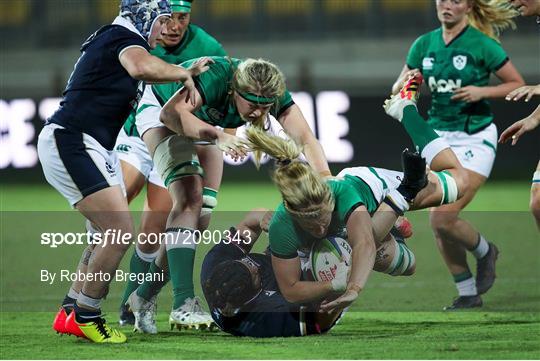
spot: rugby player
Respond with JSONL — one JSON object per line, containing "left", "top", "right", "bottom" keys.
{"left": 40, "top": 0, "right": 210, "bottom": 343}
{"left": 392, "top": 0, "right": 524, "bottom": 309}
{"left": 123, "top": 56, "right": 330, "bottom": 333}
{"left": 114, "top": 0, "right": 227, "bottom": 327}
{"left": 500, "top": 0, "right": 540, "bottom": 230}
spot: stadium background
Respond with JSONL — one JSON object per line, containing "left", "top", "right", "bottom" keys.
{"left": 1, "top": 0, "right": 539, "bottom": 359}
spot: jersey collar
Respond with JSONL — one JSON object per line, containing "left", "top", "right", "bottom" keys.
{"left": 112, "top": 16, "right": 146, "bottom": 43}
{"left": 441, "top": 24, "right": 469, "bottom": 48}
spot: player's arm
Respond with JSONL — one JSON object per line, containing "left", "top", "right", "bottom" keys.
{"left": 320, "top": 206, "right": 376, "bottom": 312}
{"left": 119, "top": 47, "right": 191, "bottom": 82}
{"left": 160, "top": 88, "right": 249, "bottom": 160}
{"left": 278, "top": 104, "right": 331, "bottom": 177}
{"left": 271, "top": 255, "right": 334, "bottom": 304}
{"left": 499, "top": 105, "right": 540, "bottom": 145}
{"left": 451, "top": 61, "right": 525, "bottom": 102}
{"left": 231, "top": 208, "right": 273, "bottom": 253}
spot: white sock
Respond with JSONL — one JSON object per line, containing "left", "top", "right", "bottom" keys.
{"left": 77, "top": 292, "right": 102, "bottom": 310}
{"left": 136, "top": 246, "right": 159, "bottom": 263}
{"left": 471, "top": 235, "right": 489, "bottom": 259}
{"left": 456, "top": 277, "right": 477, "bottom": 297}
{"left": 67, "top": 287, "right": 79, "bottom": 300}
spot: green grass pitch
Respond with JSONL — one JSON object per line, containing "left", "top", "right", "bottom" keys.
{"left": 1, "top": 182, "right": 539, "bottom": 359}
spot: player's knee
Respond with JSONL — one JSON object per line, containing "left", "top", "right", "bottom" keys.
{"left": 432, "top": 170, "right": 461, "bottom": 205}
{"left": 429, "top": 209, "right": 458, "bottom": 238}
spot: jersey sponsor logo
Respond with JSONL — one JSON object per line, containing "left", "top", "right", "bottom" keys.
{"left": 428, "top": 76, "right": 462, "bottom": 93}
{"left": 422, "top": 57, "right": 434, "bottom": 70}
{"left": 115, "top": 144, "right": 132, "bottom": 153}
{"left": 264, "top": 290, "right": 276, "bottom": 296}
{"left": 207, "top": 108, "right": 224, "bottom": 121}
{"left": 453, "top": 55, "right": 467, "bottom": 70}
{"left": 129, "top": 81, "right": 145, "bottom": 111}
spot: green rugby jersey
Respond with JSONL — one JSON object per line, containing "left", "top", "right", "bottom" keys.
{"left": 406, "top": 26, "right": 508, "bottom": 134}
{"left": 268, "top": 175, "right": 378, "bottom": 259}
{"left": 147, "top": 57, "right": 294, "bottom": 129}
{"left": 124, "top": 24, "right": 226, "bottom": 136}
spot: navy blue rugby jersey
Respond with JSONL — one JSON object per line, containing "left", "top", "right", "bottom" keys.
{"left": 49, "top": 25, "right": 150, "bottom": 150}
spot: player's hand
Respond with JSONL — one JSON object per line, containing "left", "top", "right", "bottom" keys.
{"left": 189, "top": 56, "right": 214, "bottom": 77}
{"left": 260, "top": 211, "right": 274, "bottom": 233}
{"left": 451, "top": 86, "right": 484, "bottom": 103}
{"left": 499, "top": 115, "right": 540, "bottom": 145}
{"left": 329, "top": 261, "right": 349, "bottom": 292}
{"left": 505, "top": 85, "right": 540, "bottom": 102}
{"left": 319, "top": 289, "right": 359, "bottom": 313}
{"left": 216, "top": 132, "right": 250, "bottom": 162}
{"left": 179, "top": 58, "right": 214, "bottom": 106}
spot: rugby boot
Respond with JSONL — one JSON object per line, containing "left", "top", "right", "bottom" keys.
{"left": 476, "top": 243, "right": 499, "bottom": 295}
{"left": 169, "top": 297, "right": 216, "bottom": 331}
{"left": 63, "top": 311, "right": 87, "bottom": 339}
{"left": 126, "top": 291, "right": 158, "bottom": 334}
{"left": 65, "top": 312, "right": 126, "bottom": 343}
{"left": 443, "top": 295, "right": 483, "bottom": 311}
{"left": 118, "top": 303, "right": 135, "bottom": 327}
{"left": 53, "top": 307, "right": 70, "bottom": 335}
{"left": 384, "top": 73, "right": 423, "bottom": 121}
{"left": 396, "top": 149, "right": 428, "bottom": 203}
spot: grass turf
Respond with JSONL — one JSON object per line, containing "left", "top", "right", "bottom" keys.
{"left": 1, "top": 182, "right": 539, "bottom": 359}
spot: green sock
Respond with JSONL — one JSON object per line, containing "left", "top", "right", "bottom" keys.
{"left": 136, "top": 261, "right": 170, "bottom": 300}
{"left": 120, "top": 251, "right": 151, "bottom": 306}
{"left": 401, "top": 105, "right": 440, "bottom": 152}
{"left": 167, "top": 247, "right": 196, "bottom": 309}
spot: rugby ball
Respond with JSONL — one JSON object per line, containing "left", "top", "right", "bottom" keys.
{"left": 309, "top": 236, "right": 352, "bottom": 282}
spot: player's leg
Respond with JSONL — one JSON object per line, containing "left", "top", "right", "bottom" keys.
{"left": 373, "top": 233, "right": 416, "bottom": 276}
{"left": 384, "top": 74, "right": 469, "bottom": 199}
{"left": 117, "top": 137, "right": 170, "bottom": 324}
{"left": 196, "top": 144, "right": 223, "bottom": 231}
{"left": 142, "top": 126, "right": 214, "bottom": 330}
{"left": 430, "top": 170, "right": 491, "bottom": 310}
{"left": 531, "top": 161, "right": 540, "bottom": 230}
{"left": 38, "top": 124, "right": 129, "bottom": 342}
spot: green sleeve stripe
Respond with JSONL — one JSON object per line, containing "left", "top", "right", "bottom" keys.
{"left": 482, "top": 139, "right": 497, "bottom": 153}
{"left": 270, "top": 249, "right": 298, "bottom": 259}
{"left": 368, "top": 167, "right": 388, "bottom": 190}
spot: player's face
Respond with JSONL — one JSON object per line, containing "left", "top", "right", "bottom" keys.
{"left": 148, "top": 16, "right": 170, "bottom": 49}
{"left": 161, "top": 12, "right": 191, "bottom": 48}
{"left": 234, "top": 92, "right": 274, "bottom": 122}
{"left": 509, "top": 0, "right": 540, "bottom": 16}
{"left": 435, "top": 0, "right": 471, "bottom": 26}
{"left": 297, "top": 210, "right": 333, "bottom": 238}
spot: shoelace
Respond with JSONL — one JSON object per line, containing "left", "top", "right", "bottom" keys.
{"left": 94, "top": 318, "right": 111, "bottom": 339}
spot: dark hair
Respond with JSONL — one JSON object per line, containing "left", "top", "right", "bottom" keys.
{"left": 204, "top": 260, "right": 259, "bottom": 313}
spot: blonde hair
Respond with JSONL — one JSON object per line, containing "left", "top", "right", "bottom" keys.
{"left": 232, "top": 58, "right": 287, "bottom": 130}
{"left": 245, "top": 127, "right": 334, "bottom": 218}
{"left": 467, "top": 0, "right": 518, "bottom": 40}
